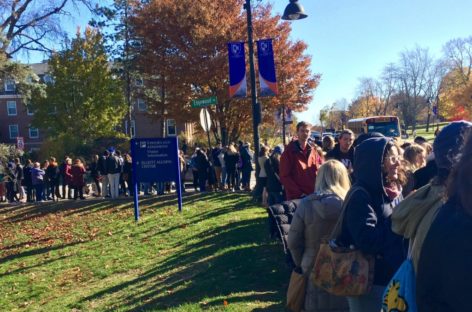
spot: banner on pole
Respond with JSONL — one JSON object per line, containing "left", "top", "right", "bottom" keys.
{"left": 228, "top": 42, "right": 247, "bottom": 98}
{"left": 257, "top": 39, "right": 278, "bottom": 97}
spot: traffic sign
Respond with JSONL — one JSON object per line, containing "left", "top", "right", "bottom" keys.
{"left": 191, "top": 96, "right": 217, "bottom": 108}
{"left": 199, "top": 108, "right": 212, "bottom": 132}
{"left": 16, "top": 137, "right": 24, "bottom": 150}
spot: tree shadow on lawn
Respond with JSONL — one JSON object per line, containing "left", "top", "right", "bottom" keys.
{"left": 78, "top": 217, "right": 290, "bottom": 311}
{"left": 0, "top": 254, "right": 70, "bottom": 277}
{"left": 1, "top": 192, "right": 192, "bottom": 223}
{"left": 0, "top": 240, "right": 85, "bottom": 263}
{"left": 137, "top": 193, "right": 254, "bottom": 239}
{"left": 1, "top": 200, "right": 120, "bottom": 223}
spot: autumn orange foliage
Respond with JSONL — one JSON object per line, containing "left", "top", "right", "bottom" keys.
{"left": 130, "top": 0, "right": 319, "bottom": 143}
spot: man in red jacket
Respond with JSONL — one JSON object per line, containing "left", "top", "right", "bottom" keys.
{"left": 280, "top": 121, "right": 323, "bottom": 200}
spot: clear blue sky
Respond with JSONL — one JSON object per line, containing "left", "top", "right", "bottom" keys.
{"left": 19, "top": 0, "right": 472, "bottom": 125}
{"left": 271, "top": 0, "right": 472, "bottom": 124}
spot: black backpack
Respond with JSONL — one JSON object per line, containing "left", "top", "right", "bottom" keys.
{"left": 106, "top": 155, "right": 120, "bottom": 174}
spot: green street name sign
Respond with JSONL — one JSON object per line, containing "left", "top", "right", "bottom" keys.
{"left": 191, "top": 96, "right": 217, "bottom": 108}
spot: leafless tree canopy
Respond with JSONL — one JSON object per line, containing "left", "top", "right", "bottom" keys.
{"left": 0, "top": 0, "right": 94, "bottom": 58}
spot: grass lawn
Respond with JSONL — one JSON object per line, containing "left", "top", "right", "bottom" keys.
{"left": 0, "top": 193, "right": 290, "bottom": 311}
{"left": 407, "top": 121, "right": 449, "bottom": 142}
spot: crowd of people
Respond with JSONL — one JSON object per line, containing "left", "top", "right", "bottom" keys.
{"left": 0, "top": 148, "right": 135, "bottom": 203}
{"left": 1, "top": 119, "right": 471, "bottom": 311}
{"left": 275, "top": 120, "right": 472, "bottom": 312}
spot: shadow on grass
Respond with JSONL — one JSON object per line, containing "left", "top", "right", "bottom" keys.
{"left": 0, "top": 240, "right": 85, "bottom": 263}
{"left": 0, "top": 255, "right": 70, "bottom": 277}
{"left": 78, "top": 214, "right": 289, "bottom": 311}
{"left": 1, "top": 191, "right": 244, "bottom": 225}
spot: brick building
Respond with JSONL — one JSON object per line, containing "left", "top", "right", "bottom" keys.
{"left": 0, "top": 62, "right": 194, "bottom": 152}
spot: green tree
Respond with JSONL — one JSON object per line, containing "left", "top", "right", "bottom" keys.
{"left": 31, "top": 28, "right": 126, "bottom": 149}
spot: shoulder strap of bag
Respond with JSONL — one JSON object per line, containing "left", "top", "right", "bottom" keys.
{"left": 329, "top": 185, "right": 371, "bottom": 240}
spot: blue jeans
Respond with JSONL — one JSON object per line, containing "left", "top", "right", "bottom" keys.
{"left": 221, "top": 167, "right": 227, "bottom": 187}
{"left": 241, "top": 167, "right": 252, "bottom": 188}
{"left": 34, "top": 183, "right": 44, "bottom": 202}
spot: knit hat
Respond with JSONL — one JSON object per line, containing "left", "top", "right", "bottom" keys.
{"left": 433, "top": 120, "right": 472, "bottom": 169}
{"left": 272, "top": 145, "right": 284, "bottom": 155}
{"left": 353, "top": 131, "right": 384, "bottom": 148}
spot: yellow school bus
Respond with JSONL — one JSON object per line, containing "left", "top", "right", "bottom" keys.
{"left": 347, "top": 116, "right": 401, "bottom": 139}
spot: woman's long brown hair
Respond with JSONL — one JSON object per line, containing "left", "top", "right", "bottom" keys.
{"left": 447, "top": 129, "right": 472, "bottom": 215}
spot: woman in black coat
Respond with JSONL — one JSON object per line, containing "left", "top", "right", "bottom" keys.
{"left": 224, "top": 144, "right": 239, "bottom": 191}
{"left": 337, "top": 137, "right": 406, "bottom": 311}
{"left": 416, "top": 128, "right": 472, "bottom": 311}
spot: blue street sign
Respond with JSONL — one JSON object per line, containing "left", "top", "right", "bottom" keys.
{"left": 432, "top": 106, "right": 438, "bottom": 115}
{"left": 131, "top": 137, "right": 183, "bottom": 221}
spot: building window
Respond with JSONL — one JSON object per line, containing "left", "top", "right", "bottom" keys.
{"left": 137, "top": 98, "right": 147, "bottom": 111}
{"left": 26, "top": 103, "right": 34, "bottom": 116}
{"left": 7, "top": 101, "right": 17, "bottom": 116}
{"left": 9, "top": 124, "right": 19, "bottom": 139}
{"left": 135, "top": 77, "right": 144, "bottom": 87}
{"left": 130, "top": 120, "right": 136, "bottom": 138}
{"left": 43, "top": 74, "right": 54, "bottom": 84}
{"left": 29, "top": 127, "right": 39, "bottom": 139}
{"left": 167, "top": 119, "right": 176, "bottom": 136}
{"left": 4, "top": 79, "right": 16, "bottom": 92}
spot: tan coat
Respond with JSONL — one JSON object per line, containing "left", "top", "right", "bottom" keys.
{"left": 287, "top": 193, "right": 349, "bottom": 312}
{"left": 391, "top": 183, "right": 445, "bottom": 272}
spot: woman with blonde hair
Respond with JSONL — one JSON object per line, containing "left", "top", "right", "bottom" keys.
{"left": 287, "top": 159, "right": 351, "bottom": 312}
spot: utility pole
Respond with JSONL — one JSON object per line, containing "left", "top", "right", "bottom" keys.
{"left": 124, "top": 0, "right": 133, "bottom": 137}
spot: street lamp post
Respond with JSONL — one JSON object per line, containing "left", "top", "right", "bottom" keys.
{"left": 244, "top": 0, "right": 260, "bottom": 170}
{"left": 244, "top": 0, "right": 306, "bottom": 172}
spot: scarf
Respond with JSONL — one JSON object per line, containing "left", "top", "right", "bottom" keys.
{"left": 385, "top": 182, "right": 401, "bottom": 201}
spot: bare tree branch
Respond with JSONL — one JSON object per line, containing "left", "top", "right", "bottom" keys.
{"left": 0, "top": 0, "right": 95, "bottom": 57}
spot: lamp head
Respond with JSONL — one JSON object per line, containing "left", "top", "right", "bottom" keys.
{"left": 282, "top": 0, "right": 307, "bottom": 20}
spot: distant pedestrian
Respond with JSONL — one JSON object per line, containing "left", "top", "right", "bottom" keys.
{"left": 106, "top": 149, "right": 121, "bottom": 199}
{"left": 98, "top": 151, "right": 109, "bottom": 197}
{"left": 264, "top": 145, "right": 284, "bottom": 205}
{"left": 23, "top": 159, "right": 34, "bottom": 202}
{"left": 224, "top": 144, "right": 239, "bottom": 191}
{"left": 195, "top": 149, "right": 210, "bottom": 192}
{"left": 325, "top": 129, "right": 354, "bottom": 173}
{"left": 31, "top": 162, "right": 45, "bottom": 202}
{"left": 89, "top": 155, "right": 101, "bottom": 197}
{"left": 60, "top": 157, "right": 72, "bottom": 199}
{"left": 71, "top": 159, "right": 86, "bottom": 200}
{"left": 322, "top": 135, "right": 335, "bottom": 154}
{"left": 46, "top": 157, "right": 60, "bottom": 201}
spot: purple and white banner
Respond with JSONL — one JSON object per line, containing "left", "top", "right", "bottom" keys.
{"left": 257, "top": 39, "right": 278, "bottom": 97}
{"left": 228, "top": 42, "right": 247, "bottom": 98}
